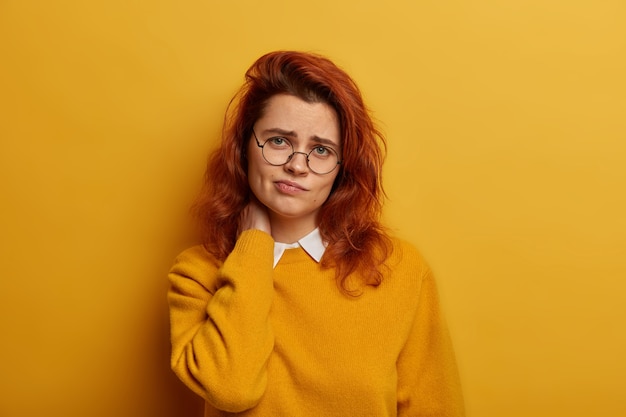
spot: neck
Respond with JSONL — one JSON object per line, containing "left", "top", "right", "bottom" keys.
{"left": 269, "top": 215, "right": 317, "bottom": 244}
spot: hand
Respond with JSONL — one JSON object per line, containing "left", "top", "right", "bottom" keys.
{"left": 239, "top": 197, "right": 271, "bottom": 236}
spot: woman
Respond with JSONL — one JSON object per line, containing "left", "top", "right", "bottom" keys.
{"left": 168, "top": 51, "right": 464, "bottom": 416}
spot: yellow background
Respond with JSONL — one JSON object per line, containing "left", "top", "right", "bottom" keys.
{"left": 1, "top": 0, "right": 624, "bottom": 416}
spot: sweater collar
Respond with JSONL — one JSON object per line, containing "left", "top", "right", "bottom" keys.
{"left": 273, "top": 228, "right": 326, "bottom": 268}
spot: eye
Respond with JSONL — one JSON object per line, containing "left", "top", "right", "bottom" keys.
{"left": 268, "top": 136, "right": 291, "bottom": 148}
{"left": 312, "top": 146, "right": 330, "bottom": 156}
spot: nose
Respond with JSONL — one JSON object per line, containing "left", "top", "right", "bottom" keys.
{"left": 284, "top": 151, "right": 309, "bottom": 175}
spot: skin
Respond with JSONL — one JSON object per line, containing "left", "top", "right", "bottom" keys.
{"left": 242, "top": 94, "right": 341, "bottom": 243}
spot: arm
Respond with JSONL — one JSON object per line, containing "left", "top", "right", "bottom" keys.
{"left": 397, "top": 269, "right": 465, "bottom": 417}
{"left": 168, "top": 229, "right": 275, "bottom": 412}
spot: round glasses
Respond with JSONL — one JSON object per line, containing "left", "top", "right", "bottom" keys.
{"left": 252, "top": 130, "right": 342, "bottom": 175}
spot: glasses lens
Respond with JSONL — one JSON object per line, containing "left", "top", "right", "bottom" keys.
{"left": 262, "top": 137, "right": 294, "bottom": 165}
{"left": 307, "top": 146, "right": 339, "bottom": 174}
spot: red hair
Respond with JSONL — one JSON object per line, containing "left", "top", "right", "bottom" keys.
{"left": 193, "top": 51, "right": 392, "bottom": 293}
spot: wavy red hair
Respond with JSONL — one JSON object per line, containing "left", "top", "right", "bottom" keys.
{"left": 193, "top": 51, "right": 392, "bottom": 293}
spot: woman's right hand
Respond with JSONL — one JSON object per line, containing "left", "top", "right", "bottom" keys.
{"left": 239, "top": 197, "right": 272, "bottom": 236}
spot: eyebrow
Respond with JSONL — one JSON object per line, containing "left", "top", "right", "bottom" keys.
{"left": 261, "top": 127, "right": 340, "bottom": 148}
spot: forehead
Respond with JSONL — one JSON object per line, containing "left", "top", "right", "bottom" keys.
{"left": 256, "top": 94, "right": 340, "bottom": 144}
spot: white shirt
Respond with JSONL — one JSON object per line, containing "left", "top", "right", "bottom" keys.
{"left": 273, "top": 228, "right": 327, "bottom": 268}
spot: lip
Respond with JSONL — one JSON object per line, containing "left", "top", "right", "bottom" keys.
{"left": 274, "top": 180, "right": 308, "bottom": 194}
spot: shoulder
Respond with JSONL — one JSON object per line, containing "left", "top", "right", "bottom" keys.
{"left": 365, "top": 236, "right": 438, "bottom": 309}
{"left": 385, "top": 236, "right": 431, "bottom": 277}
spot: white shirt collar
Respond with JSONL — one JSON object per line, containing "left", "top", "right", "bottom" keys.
{"left": 273, "top": 228, "right": 327, "bottom": 268}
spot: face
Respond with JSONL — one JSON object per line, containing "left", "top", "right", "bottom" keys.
{"left": 247, "top": 93, "right": 341, "bottom": 234}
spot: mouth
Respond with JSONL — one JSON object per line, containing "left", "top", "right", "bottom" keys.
{"left": 274, "top": 180, "right": 307, "bottom": 193}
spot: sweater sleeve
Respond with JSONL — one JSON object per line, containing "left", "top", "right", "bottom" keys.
{"left": 167, "top": 230, "right": 275, "bottom": 413}
{"left": 396, "top": 268, "right": 465, "bottom": 417}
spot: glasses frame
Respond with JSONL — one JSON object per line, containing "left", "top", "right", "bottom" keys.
{"left": 252, "top": 129, "right": 342, "bottom": 175}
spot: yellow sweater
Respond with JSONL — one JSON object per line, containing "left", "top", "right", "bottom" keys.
{"left": 168, "top": 230, "right": 464, "bottom": 416}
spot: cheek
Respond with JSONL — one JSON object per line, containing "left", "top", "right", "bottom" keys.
{"left": 247, "top": 151, "right": 265, "bottom": 181}
{"left": 315, "top": 177, "right": 338, "bottom": 203}
{"left": 247, "top": 159, "right": 277, "bottom": 201}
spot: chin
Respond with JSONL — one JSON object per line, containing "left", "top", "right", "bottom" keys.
{"left": 269, "top": 207, "right": 315, "bottom": 221}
